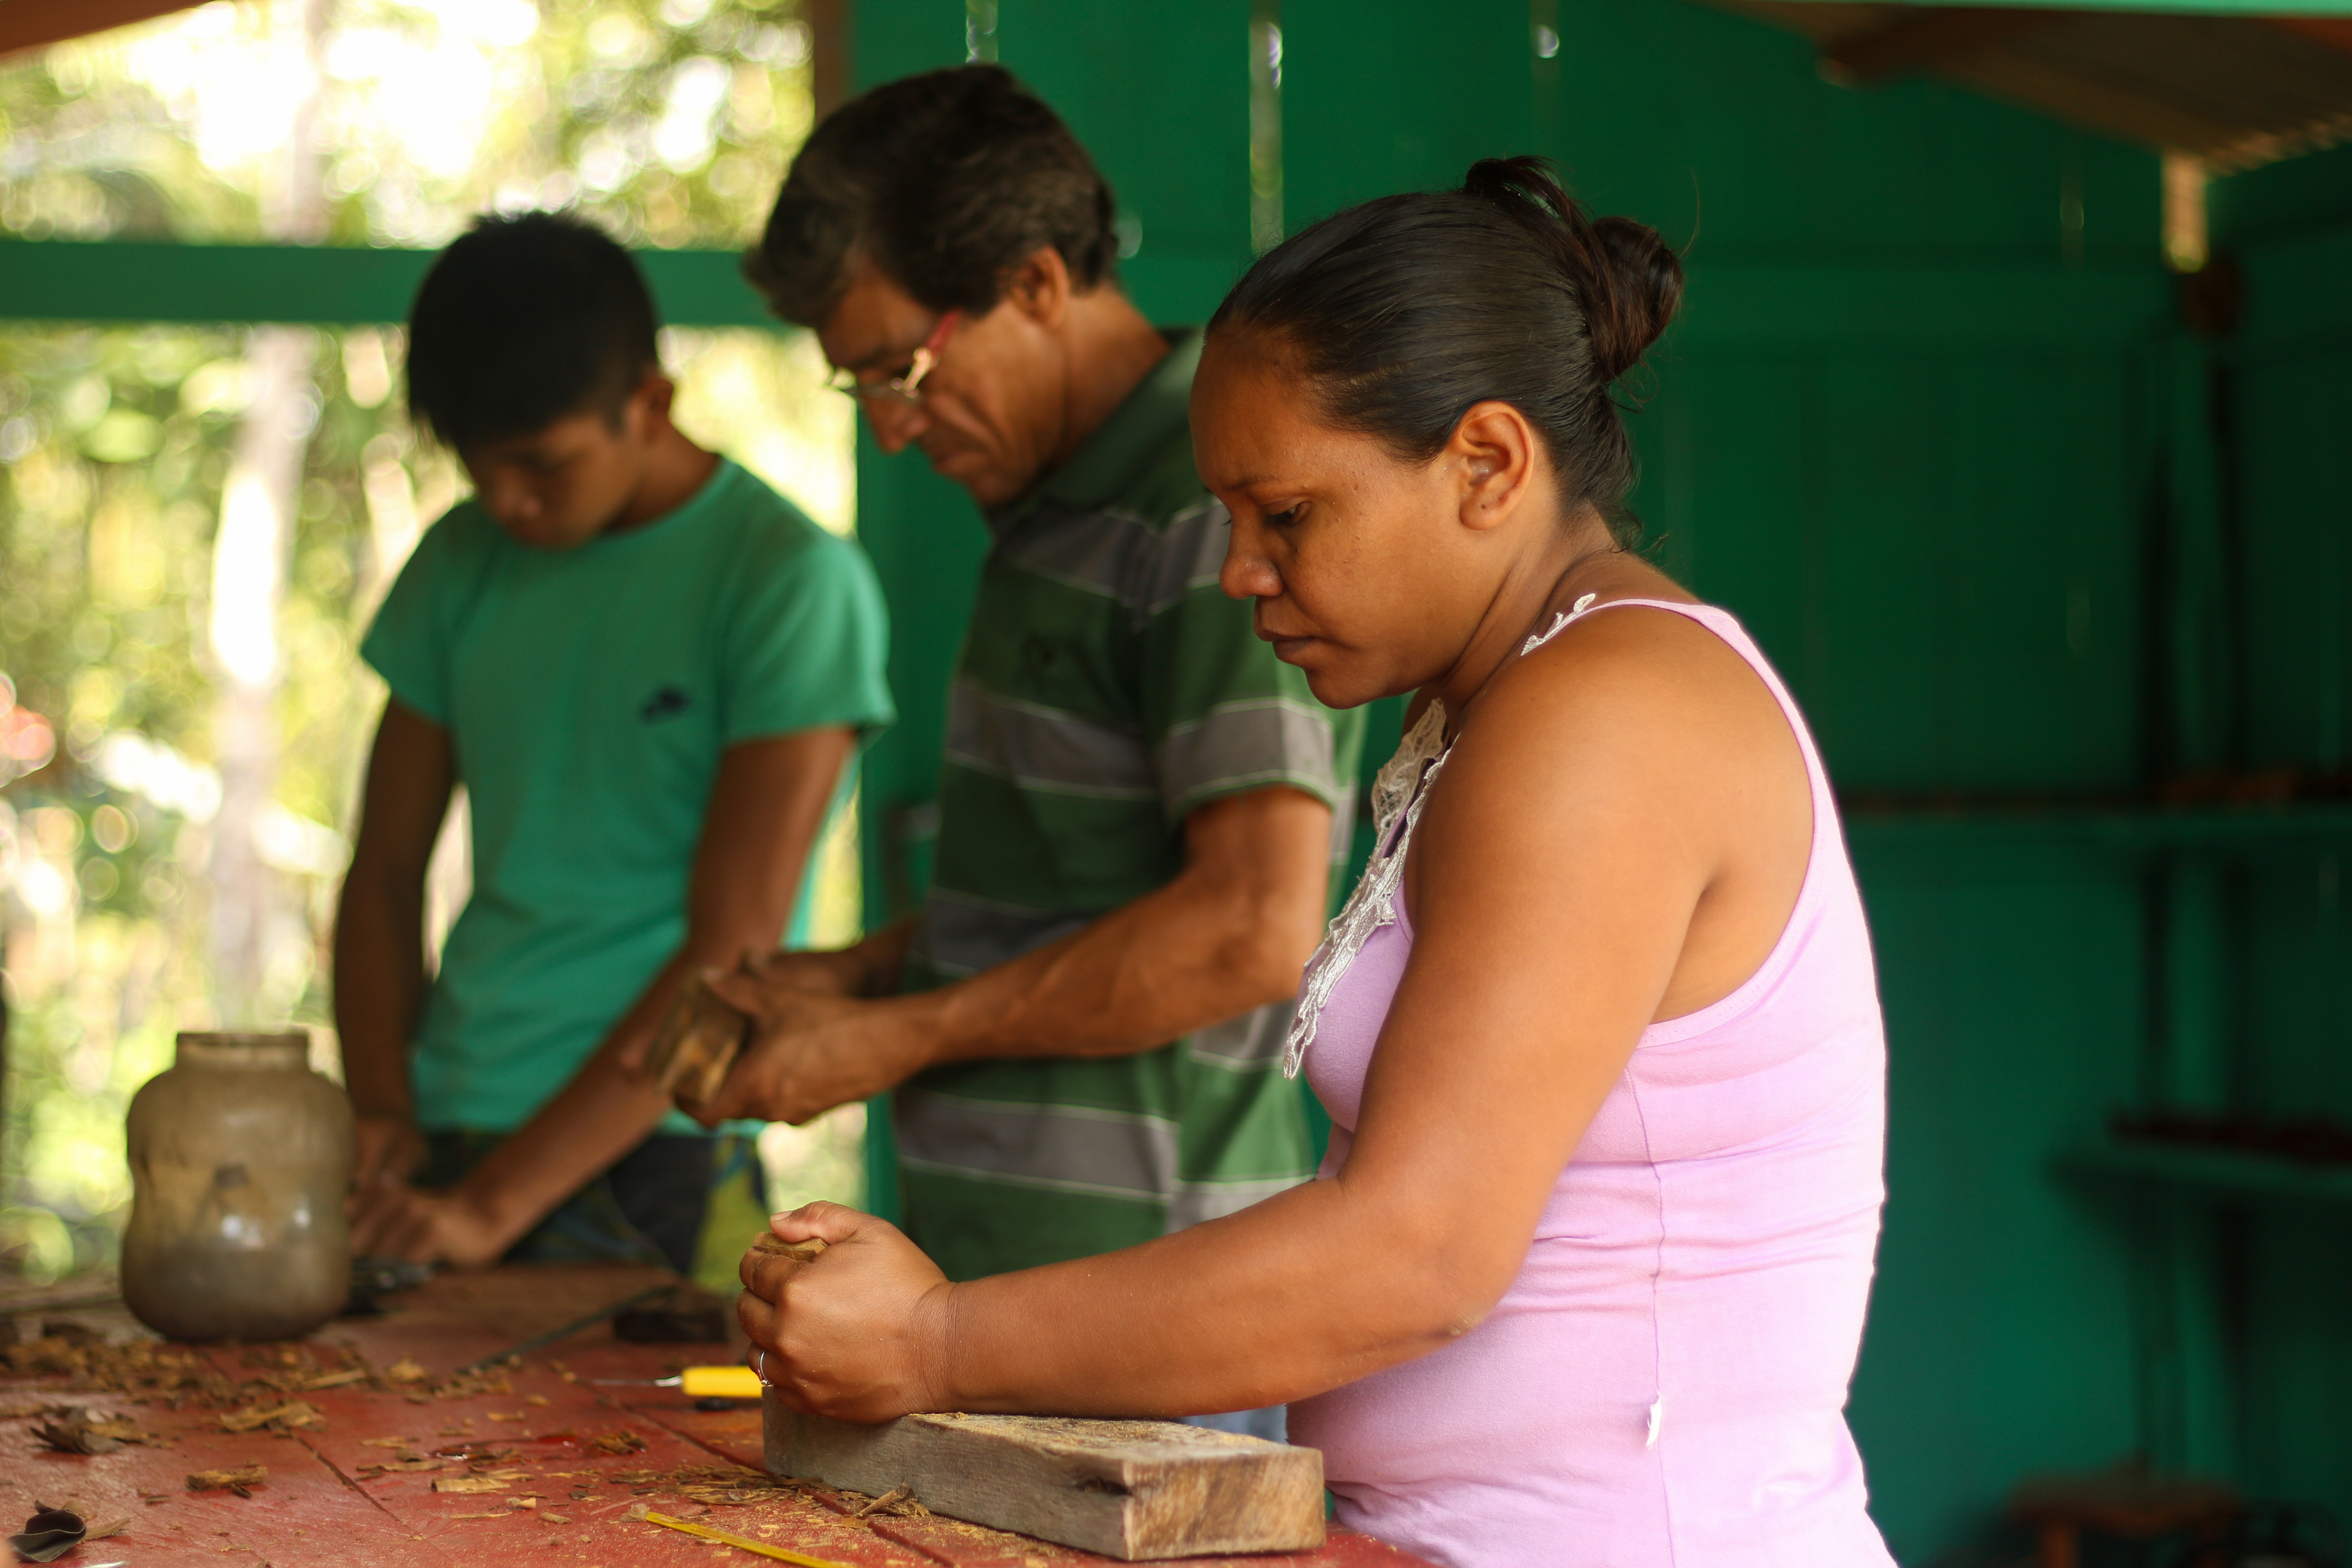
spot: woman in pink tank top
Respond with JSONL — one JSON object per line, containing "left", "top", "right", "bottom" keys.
{"left": 735, "top": 156, "right": 1895, "bottom": 1568}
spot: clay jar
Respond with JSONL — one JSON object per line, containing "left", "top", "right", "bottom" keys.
{"left": 122, "top": 1032, "right": 355, "bottom": 1341}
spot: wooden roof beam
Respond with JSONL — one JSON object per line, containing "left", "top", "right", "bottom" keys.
{"left": 0, "top": 0, "right": 202, "bottom": 61}
{"left": 1821, "top": 5, "right": 2073, "bottom": 85}
{"left": 2274, "top": 16, "right": 2352, "bottom": 55}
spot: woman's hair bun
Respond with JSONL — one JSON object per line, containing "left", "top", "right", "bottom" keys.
{"left": 1460, "top": 156, "right": 1682, "bottom": 383}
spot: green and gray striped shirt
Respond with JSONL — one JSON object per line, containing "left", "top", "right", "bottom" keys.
{"left": 896, "top": 330, "right": 1363, "bottom": 1282}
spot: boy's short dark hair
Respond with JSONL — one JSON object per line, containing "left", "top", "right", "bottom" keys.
{"left": 744, "top": 64, "right": 1119, "bottom": 328}
{"left": 406, "top": 211, "right": 660, "bottom": 449}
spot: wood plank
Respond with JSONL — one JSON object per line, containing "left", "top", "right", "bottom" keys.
{"left": 766, "top": 1399, "right": 1327, "bottom": 1561}
{"left": 0, "top": 240, "right": 777, "bottom": 328}
{"left": 0, "top": 0, "right": 202, "bottom": 61}
{"left": 1820, "top": 5, "right": 2069, "bottom": 86}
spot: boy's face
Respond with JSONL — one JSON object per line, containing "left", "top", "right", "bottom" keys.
{"left": 457, "top": 377, "right": 664, "bottom": 550}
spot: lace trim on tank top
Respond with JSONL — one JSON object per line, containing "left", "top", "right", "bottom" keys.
{"left": 1281, "top": 593, "right": 1597, "bottom": 1078}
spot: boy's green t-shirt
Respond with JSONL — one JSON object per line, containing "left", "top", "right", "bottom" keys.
{"left": 359, "top": 459, "right": 895, "bottom": 1134}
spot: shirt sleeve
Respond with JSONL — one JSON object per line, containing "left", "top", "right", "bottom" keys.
{"left": 717, "top": 521, "right": 897, "bottom": 746}
{"left": 358, "top": 510, "right": 462, "bottom": 724}
{"left": 1138, "top": 500, "right": 1362, "bottom": 823}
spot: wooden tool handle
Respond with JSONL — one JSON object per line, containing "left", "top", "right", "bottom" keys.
{"left": 750, "top": 1233, "right": 828, "bottom": 1263}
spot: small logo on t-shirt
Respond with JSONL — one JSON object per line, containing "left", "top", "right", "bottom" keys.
{"left": 640, "top": 685, "right": 693, "bottom": 723}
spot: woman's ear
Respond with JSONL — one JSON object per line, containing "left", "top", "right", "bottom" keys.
{"left": 1447, "top": 400, "right": 1537, "bottom": 534}
{"left": 1004, "top": 245, "right": 1074, "bottom": 330}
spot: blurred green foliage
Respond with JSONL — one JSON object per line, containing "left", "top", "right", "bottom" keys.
{"left": 0, "top": 0, "right": 840, "bottom": 1281}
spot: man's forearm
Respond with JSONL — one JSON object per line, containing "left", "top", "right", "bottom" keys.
{"left": 900, "top": 861, "right": 1314, "bottom": 1069}
{"left": 840, "top": 916, "right": 918, "bottom": 996}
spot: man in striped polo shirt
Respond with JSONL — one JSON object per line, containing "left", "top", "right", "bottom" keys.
{"left": 695, "top": 66, "right": 1362, "bottom": 1372}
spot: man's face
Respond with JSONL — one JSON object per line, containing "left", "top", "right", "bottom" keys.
{"left": 458, "top": 379, "right": 659, "bottom": 550}
{"left": 817, "top": 256, "right": 1071, "bottom": 509}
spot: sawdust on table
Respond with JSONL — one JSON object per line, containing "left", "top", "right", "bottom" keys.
{"left": 3, "top": 1333, "right": 526, "bottom": 1416}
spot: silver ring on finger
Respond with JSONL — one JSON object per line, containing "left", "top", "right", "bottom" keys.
{"left": 753, "top": 1348, "right": 770, "bottom": 1386}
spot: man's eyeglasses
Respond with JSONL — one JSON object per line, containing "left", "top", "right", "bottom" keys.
{"left": 827, "top": 311, "right": 961, "bottom": 409}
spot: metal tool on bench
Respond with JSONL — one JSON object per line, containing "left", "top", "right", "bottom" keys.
{"left": 585, "top": 1236, "right": 828, "bottom": 1399}
{"left": 452, "top": 1283, "right": 674, "bottom": 1374}
{"left": 590, "top": 1364, "right": 765, "bottom": 1399}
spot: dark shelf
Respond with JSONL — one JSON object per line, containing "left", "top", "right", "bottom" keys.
{"left": 1847, "top": 802, "right": 2352, "bottom": 853}
{"left": 2058, "top": 1139, "right": 2352, "bottom": 1205}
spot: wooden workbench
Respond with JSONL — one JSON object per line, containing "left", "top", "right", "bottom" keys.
{"left": 2, "top": 1264, "right": 1430, "bottom": 1567}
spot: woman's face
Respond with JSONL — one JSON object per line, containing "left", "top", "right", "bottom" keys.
{"left": 1192, "top": 333, "right": 1504, "bottom": 711}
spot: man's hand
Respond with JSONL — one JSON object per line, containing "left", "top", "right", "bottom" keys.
{"left": 688, "top": 975, "right": 928, "bottom": 1126}
{"left": 347, "top": 1178, "right": 509, "bottom": 1268}
{"left": 738, "top": 1202, "right": 955, "bottom": 1422}
{"left": 742, "top": 945, "right": 872, "bottom": 998}
{"left": 350, "top": 1111, "right": 426, "bottom": 1194}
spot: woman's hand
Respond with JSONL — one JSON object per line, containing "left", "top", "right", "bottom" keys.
{"left": 739, "top": 1202, "right": 956, "bottom": 1423}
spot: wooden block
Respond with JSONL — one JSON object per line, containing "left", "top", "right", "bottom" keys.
{"left": 644, "top": 975, "right": 750, "bottom": 1109}
{"left": 765, "top": 1397, "right": 1325, "bottom": 1561}
{"left": 749, "top": 1233, "right": 828, "bottom": 1263}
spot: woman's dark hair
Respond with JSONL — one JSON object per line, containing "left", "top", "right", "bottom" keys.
{"left": 405, "top": 211, "right": 658, "bottom": 449}
{"left": 744, "top": 64, "right": 1119, "bottom": 327}
{"left": 1208, "top": 156, "right": 1682, "bottom": 544}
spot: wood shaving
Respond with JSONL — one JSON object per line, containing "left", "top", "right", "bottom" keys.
{"left": 358, "top": 1436, "right": 417, "bottom": 1448}
{"left": 219, "top": 1400, "right": 323, "bottom": 1433}
{"left": 587, "top": 1428, "right": 648, "bottom": 1455}
{"left": 848, "top": 1485, "right": 928, "bottom": 1519}
{"left": 432, "top": 1476, "right": 512, "bottom": 1494}
{"left": 383, "top": 1359, "right": 427, "bottom": 1385}
{"left": 186, "top": 1465, "right": 268, "bottom": 1495}
{"left": 34, "top": 1414, "right": 123, "bottom": 1454}
{"left": 298, "top": 1368, "right": 369, "bottom": 1391}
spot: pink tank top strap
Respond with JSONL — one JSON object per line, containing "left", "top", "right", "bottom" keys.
{"left": 1530, "top": 594, "right": 1841, "bottom": 846}
{"left": 1529, "top": 595, "right": 1849, "bottom": 1044}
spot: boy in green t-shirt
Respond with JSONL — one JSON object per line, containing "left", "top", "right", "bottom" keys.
{"left": 335, "top": 212, "right": 893, "bottom": 1280}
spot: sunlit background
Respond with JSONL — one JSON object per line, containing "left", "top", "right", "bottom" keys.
{"left": 0, "top": 0, "right": 865, "bottom": 1283}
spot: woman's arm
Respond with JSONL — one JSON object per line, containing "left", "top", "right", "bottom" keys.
{"left": 742, "top": 606, "right": 1812, "bottom": 1419}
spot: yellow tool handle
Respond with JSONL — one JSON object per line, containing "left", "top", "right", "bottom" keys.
{"left": 679, "top": 1365, "right": 766, "bottom": 1399}
{"left": 640, "top": 1508, "right": 855, "bottom": 1567}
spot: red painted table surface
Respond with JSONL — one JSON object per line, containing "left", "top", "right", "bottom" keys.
{"left": 2, "top": 1264, "right": 1429, "bottom": 1568}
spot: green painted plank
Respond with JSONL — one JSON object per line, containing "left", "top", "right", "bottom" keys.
{"left": 1846, "top": 802, "right": 2352, "bottom": 852}
{"left": 1809, "top": 0, "right": 2352, "bottom": 11}
{"left": 0, "top": 238, "right": 2174, "bottom": 347}
{"left": 2058, "top": 1141, "right": 2352, "bottom": 1205}
{"left": 1671, "top": 264, "right": 2171, "bottom": 348}
{"left": 0, "top": 239, "right": 779, "bottom": 328}
{"left": 2240, "top": 219, "right": 2352, "bottom": 351}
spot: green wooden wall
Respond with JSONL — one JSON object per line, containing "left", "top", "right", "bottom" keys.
{"left": 2203, "top": 137, "right": 2352, "bottom": 1534}
{"left": 841, "top": 1, "right": 2352, "bottom": 1559}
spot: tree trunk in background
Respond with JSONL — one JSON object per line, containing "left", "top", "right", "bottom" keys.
{"left": 203, "top": 0, "right": 326, "bottom": 1025}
